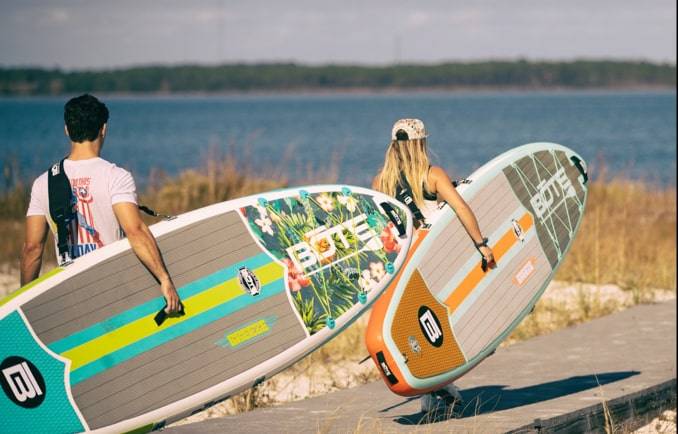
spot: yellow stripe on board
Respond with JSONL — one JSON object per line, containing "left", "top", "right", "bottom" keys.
{"left": 227, "top": 319, "right": 271, "bottom": 347}
{"left": 63, "top": 261, "right": 282, "bottom": 371}
{"left": 444, "top": 212, "right": 534, "bottom": 312}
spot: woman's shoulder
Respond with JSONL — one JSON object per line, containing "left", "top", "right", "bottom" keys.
{"left": 427, "top": 165, "right": 455, "bottom": 193}
{"left": 371, "top": 174, "right": 381, "bottom": 190}
{"left": 428, "top": 165, "right": 451, "bottom": 181}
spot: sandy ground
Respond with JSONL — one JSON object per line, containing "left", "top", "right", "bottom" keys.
{"left": 634, "top": 410, "right": 677, "bottom": 433}
{"left": 1, "top": 269, "right": 674, "bottom": 430}
{"left": 0, "top": 265, "right": 19, "bottom": 297}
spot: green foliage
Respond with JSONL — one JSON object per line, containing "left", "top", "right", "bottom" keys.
{"left": 293, "top": 291, "right": 326, "bottom": 334}
{"left": 0, "top": 60, "right": 674, "bottom": 95}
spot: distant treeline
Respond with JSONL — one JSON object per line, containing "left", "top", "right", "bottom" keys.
{"left": 0, "top": 60, "right": 675, "bottom": 95}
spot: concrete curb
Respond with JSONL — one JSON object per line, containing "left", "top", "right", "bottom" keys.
{"left": 509, "top": 378, "right": 677, "bottom": 433}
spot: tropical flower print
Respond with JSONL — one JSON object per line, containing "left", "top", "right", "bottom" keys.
{"left": 313, "top": 238, "right": 335, "bottom": 264}
{"left": 316, "top": 193, "right": 335, "bottom": 212}
{"left": 380, "top": 222, "right": 401, "bottom": 254}
{"left": 255, "top": 215, "right": 274, "bottom": 235}
{"left": 369, "top": 261, "right": 386, "bottom": 281}
{"left": 242, "top": 189, "right": 407, "bottom": 334}
{"left": 255, "top": 203, "right": 268, "bottom": 218}
{"left": 337, "top": 194, "right": 358, "bottom": 212}
{"left": 269, "top": 211, "right": 283, "bottom": 224}
{"left": 359, "top": 270, "right": 378, "bottom": 293}
{"left": 283, "top": 258, "right": 311, "bottom": 292}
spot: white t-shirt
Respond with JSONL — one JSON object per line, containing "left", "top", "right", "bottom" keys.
{"left": 27, "top": 157, "right": 138, "bottom": 264}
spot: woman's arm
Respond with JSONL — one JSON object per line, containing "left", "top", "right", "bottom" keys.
{"left": 429, "top": 166, "right": 496, "bottom": 268}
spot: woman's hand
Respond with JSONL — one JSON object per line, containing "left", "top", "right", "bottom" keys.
{"left": 478, "top": 245, "right": 496, "bottom": 270}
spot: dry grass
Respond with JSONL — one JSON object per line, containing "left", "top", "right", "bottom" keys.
{"left": 556, "top": 177, "right": 676, "bottom": 292}
{"left": 140, "top": 157, "right": 285, "bottom": 217}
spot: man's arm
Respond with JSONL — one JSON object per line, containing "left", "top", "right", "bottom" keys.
{"left": 113, "top": 202, "right": 181, "bottom": 313}
{"left": 20, "top": 216, "right": 49, "bottom": 286}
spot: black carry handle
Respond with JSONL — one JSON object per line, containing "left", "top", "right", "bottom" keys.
{"left": 451, "top": 178, "right": 472, "bottom": 188}
{"left": 379, "top": 202, "right": 407, "bottom": 238}
{"left": 570, "top": 156, "right": 588, "bottom": 184}
{"left": 139, "top": 205, "right": 177, "bottom": 221}
{"left": 154, "top": 301, "right": 186, "bottom": 326}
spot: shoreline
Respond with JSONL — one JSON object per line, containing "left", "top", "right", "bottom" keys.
{"left": 0, "top": 85, "right": 675, "bottom": 99}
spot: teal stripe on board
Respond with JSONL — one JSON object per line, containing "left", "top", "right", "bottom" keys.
{"left": 69, "top": 278, "right": 285, "bottom": 385}
{"left": 49, "top": 253, "right": 272, "bottom": 354}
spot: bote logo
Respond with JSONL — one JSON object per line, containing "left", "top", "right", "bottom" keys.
{"left": 285, "top": 214, "right": 382, "bottom": 274}
{"left": 418, "top": 306, "right": 444, "bottom": 347}
{"left": 529, "top": 167, "right": 576, "bottom": 220}
{"left": 0, "top": 356, "right": 46, "bottom": 408}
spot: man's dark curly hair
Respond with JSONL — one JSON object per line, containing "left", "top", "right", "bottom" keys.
{"left": 64, "top": 94, "right": 109, "bottom": 142}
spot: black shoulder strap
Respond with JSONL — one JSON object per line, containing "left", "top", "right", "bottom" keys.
{"left": 395, "top": 171, "right": 426, "bottom": 224}
{"left": 48, "top": 159, "right": 75, "bottom": 264}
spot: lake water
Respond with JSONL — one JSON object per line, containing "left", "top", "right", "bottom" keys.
{"left": 0, "top": 91, "right": 675, "bottom": 189}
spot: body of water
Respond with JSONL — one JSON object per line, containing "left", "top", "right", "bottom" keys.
{"left": 0, "top": 91, "right": 675, "bottom": 189}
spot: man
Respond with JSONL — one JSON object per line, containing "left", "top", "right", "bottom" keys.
{"left": 20, "top": 94, "right": 181, "bottom": 313}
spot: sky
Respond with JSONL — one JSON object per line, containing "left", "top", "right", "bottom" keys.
{"left": 0, "top": 0, "right": 676, "bottom": 70}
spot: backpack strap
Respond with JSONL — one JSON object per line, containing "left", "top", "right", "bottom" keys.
{"left": 48, "top": 159, "right": 75, "bottom": 264}
{"left": 394, "top": 171, "right": 426, "bottom": 225}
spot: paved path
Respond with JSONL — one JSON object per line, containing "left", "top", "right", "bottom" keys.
{"left": 165, "top": 301, "right": 676, "bottom": 433}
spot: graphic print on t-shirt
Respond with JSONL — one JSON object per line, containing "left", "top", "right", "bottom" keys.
{"left": 68, "top": 177, "right": 103, "bottom": 259}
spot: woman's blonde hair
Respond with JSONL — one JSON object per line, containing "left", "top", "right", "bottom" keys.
{"left": 377, "top": 138, "right": 431, "bottom": 209}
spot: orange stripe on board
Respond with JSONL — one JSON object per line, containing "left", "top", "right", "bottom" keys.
{"left": 444, "top": 212, "right": 534, "bottom": 312}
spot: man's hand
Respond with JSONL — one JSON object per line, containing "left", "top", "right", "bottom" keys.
{"left": 160, "top": 278, "right": 181, "bottom": 313}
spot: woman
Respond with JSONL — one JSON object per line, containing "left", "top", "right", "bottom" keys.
{"left": 373, "top": 118, "right": 496, "bottom": 267}
{"left": 373, "top": 118, "right": 496, "bottom": 412}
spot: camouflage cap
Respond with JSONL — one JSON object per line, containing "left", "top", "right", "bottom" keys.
{"left": 391, "top": 118, "right": 428, "bottom": 140}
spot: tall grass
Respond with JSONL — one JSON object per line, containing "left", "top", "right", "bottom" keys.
{"left": 557, "top": 177, "right": 676, "bottom": 292}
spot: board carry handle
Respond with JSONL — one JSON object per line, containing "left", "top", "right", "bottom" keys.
{"left": 139, "top": 205, "right": 177, "bottom": 221}
{"left": 569, "top": 155, "right": 588, "bottom": 184}
{"left": 451, "top": 178, "right": 472, "bottom": 188}
{"left": 154, "top": 301, "right": 186, "bottom": 326}
{"left": 379, "top": 202, "right": 407, "bottom": 238}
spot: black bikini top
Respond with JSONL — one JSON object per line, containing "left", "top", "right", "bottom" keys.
{"left": 395, "top": 170, "right": 436, "bottom": 224}
{"left": 423, "top": 188, "right": 437, "bottom": 201}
